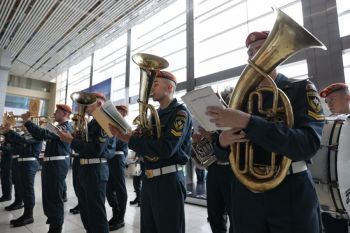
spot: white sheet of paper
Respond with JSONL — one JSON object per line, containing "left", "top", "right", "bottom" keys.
{"left": 92, "top": 100, "right": 132, "bottom": 137}
{"left": 181, "top": 86, "right": 231, "bottom": 131}
{"left": 45, "top": 123, "right": 60, "bottom": 136}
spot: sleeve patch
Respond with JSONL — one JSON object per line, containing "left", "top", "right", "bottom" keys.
{"left": 174, "top": 115, "right": 186, "bottom": 131}
{"left": 171, "top": 111, "right": 187, "bottom": 137}
{"left": 306, "top": 91, "right": 322, "bottom": 113}
{"left": 308, "top": 110, "right": 325, "bottom": 121}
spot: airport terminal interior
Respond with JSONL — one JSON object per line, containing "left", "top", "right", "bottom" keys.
{"left": 0, "top": 0, "right": 350, "bottom": 232}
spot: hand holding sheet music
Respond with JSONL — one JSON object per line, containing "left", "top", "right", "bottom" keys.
{"left": 92, "top": 100, "right": 132, "bottom": 137}
{"left": 181, "top": 87, "right": 231, "bottom": 132}
{"left": 45, "top": 123, "right": 61, "bottom": 136}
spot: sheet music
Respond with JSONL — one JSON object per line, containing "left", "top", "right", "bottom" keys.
{"left": 181, "top": 86, "right": 231, "bottom": 131}
{"left": 92, "top": 100, "right": 132, "bottom": 137}
{"left": 45, "top": 123, "right": 60, "bottom": 136}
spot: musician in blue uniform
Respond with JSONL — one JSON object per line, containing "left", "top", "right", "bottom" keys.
{"left": 3, "top": 121, "right": 43, "bottom": 227}
{"left": 59, "top": 92, "right": 115, "bottom": 233}
{"left": 319, "top": 83, "right": 350, "bottom": 233}
{"left": 192, "top": 88, "right": 235, "bottom": 233}
{"left": 0, "top": 137, "right": 13, "bottom": 202}
{"left": 22, "top": 104, "right": 73, "bottom": 233}
{"left": 3, "top": 140, "right": 24, "bottom": 211}
{"left": 206, "top": 31, "right": 325, "bottom": 233}
{"left": 106, "top": 105, "right": 129, "bottom": 231}
{"left": 109, "top": 70, "right": 193, "bottom": 233}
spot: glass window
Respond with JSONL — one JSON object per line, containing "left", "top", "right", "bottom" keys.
{"left": 55, "top": 71, "right": 68, "bottom": 104}
{"left": 195, "top": 77, "right": 239, "bottom": 95}
{"left": 174, "top": 90, "right": 187, "bottom": 104}
{"left": 130, "top": 0, "right": 187, "bottom": 98}
{"left": 337, "top": 0, "right": 350, "bottom": 37}
{"left": 343, "top": 50, "right": 350, "bottom": 84}
{"left": 66, "top": 56, "right": 92, "bottom": 106}
{"left": 193, "top": 0, "right": 303, "bottom": 78}
{"left": 277, "top": 60, "right": 308, "bottom": 79}
{"left": 4, "top": 95, "right": 48, "bottom": 116}
{"left": 125, "top": 103, "right": 139, "bottom": 130}
{"left": 93, "top": 33, "right": 127, "bottom": 102}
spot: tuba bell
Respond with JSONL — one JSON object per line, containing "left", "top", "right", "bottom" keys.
{"left": 132, "top": 53, "right": 169, "bottom": 162}
{"left": 229, "top": 8, "right": 326, "bottom": 192}
{"left": 70, "top": 92, "right": 97, "bottom": 142}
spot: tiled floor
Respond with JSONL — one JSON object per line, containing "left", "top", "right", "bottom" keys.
{"left": 0, "top": 169, "right": 212, "bottom": 233}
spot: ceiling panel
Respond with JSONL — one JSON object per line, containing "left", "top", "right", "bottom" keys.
{"left": 0, "top": 0, "right": 175, "bottom": 82}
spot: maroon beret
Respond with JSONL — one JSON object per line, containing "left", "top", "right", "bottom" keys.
{"left": 92, "top": 92, "right": 106, "bottom": 101}
{"left": 156, "top": 70, "right": 177, "bottom": 84}
{"left": 245, "top": 31, "right": 269, "bottom": 48}
{"left": 320, "top": 83, "right": 349, "bottom": 98}
{"left": 116, "top": 105, "right": 128, "bottom": 114}
{"left": 56, "top": 104, "right": 72, "bottom": 113}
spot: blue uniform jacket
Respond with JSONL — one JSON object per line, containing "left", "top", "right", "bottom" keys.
{"left": 24, "top": 120, "right": 72, "bottom": 157}
{"left": 128, "top": 98, "right": 193, "bottom": 169}
{"left": 210, "top": 132, "right": 230, "bottom": 163}
{"left": 0, "top": 142, "right": 12, "bottom": 155}
{"left": 243, "top": 73, "right": 324, "bottom": 162}
{"left": 5, "top": 130, "right": 43, "bottom": 158}
{"left": 1, "top": 135, "right": 21, "bottom": 155}
{"left": 70, "top": 119, "right": 115, "bottom": 159}
{"left": 115, "top": 139, "right": 128, "bottom": 157}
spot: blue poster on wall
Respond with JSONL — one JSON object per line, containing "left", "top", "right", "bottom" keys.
{"left": 72, "top": 78, "right": 111, "bottom": 112}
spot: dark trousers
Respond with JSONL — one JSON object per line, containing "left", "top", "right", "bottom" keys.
{"left": 0, "top": 154, "right": 12, "bottom": 198}
{"left": 11, "top": 159, "right": 22, "bottom": 202}
{"left": 232, "top": 170, "right": 322, "bottom": 233}
{"left": 141, "top": 171, "right": 186, "bottom": 233}
{"left": 72, "top": 158, "right": 79, "bottom": 200}
{"left": 207, "top": 164, "right": 234, "bottom": 233}
{"left": 76, "top": 162, "right": 109, "bottom": 233}
{"left": 42, "top": 160, "right": 69, "bottom": 225}
{"left": 322, "top": 212, "right": 349, "bottom": 233}
{"left": 17, "top": 160, "right": 38, "bottom": 209}
{"left": 106, "top": 155, "right": 127, "bottom": 211}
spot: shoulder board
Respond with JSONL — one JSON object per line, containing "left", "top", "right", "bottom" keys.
{"left": 281, "top": 77, "right": 309, "bottom": 90}
{"left": 288, "top": 77, "right": 309, "bottom": 83}
{"left": 176, "top": 109, "right": 188, "bottom": 117}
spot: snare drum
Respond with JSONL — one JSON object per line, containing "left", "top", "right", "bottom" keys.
{"left": 309, "top": 115, "right": 350, "bottom": 219}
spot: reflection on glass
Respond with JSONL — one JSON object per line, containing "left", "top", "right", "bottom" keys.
{"left": 343, "top": 51, "right": 350, "bottom": 84}
{"left": 337, "top": 0, "right": 350, "bottom": 37}
{"left": 277, "top": 60, "right": 308, "bottom": 79}
{"left": 194, "top": 0, "right": 303, "bottom": 78}
{"left": 66, "top": 56, "right": 91, "bottom": 106}
{"left": 130, "top": 0, "right": 187, "bottom": 84}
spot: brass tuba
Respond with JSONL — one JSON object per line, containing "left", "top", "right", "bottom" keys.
{"left": 229, "top": 8, "right": 326, "bottom": 192}
{"left": 70, "top": 92, "right": 97, "bottom": 142}
{"left": 132, "top": 53, "right": 169, "bottom": 162}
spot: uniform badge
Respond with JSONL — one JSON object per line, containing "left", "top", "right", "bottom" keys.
{"left": 306, "top": 90, "right": 324, "bottom": 120}
{"left": 306, "top": 91, "right": 321, "bottom": 113}
{"left": 171, "top": 111, "right": 187, "bottom": 137}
